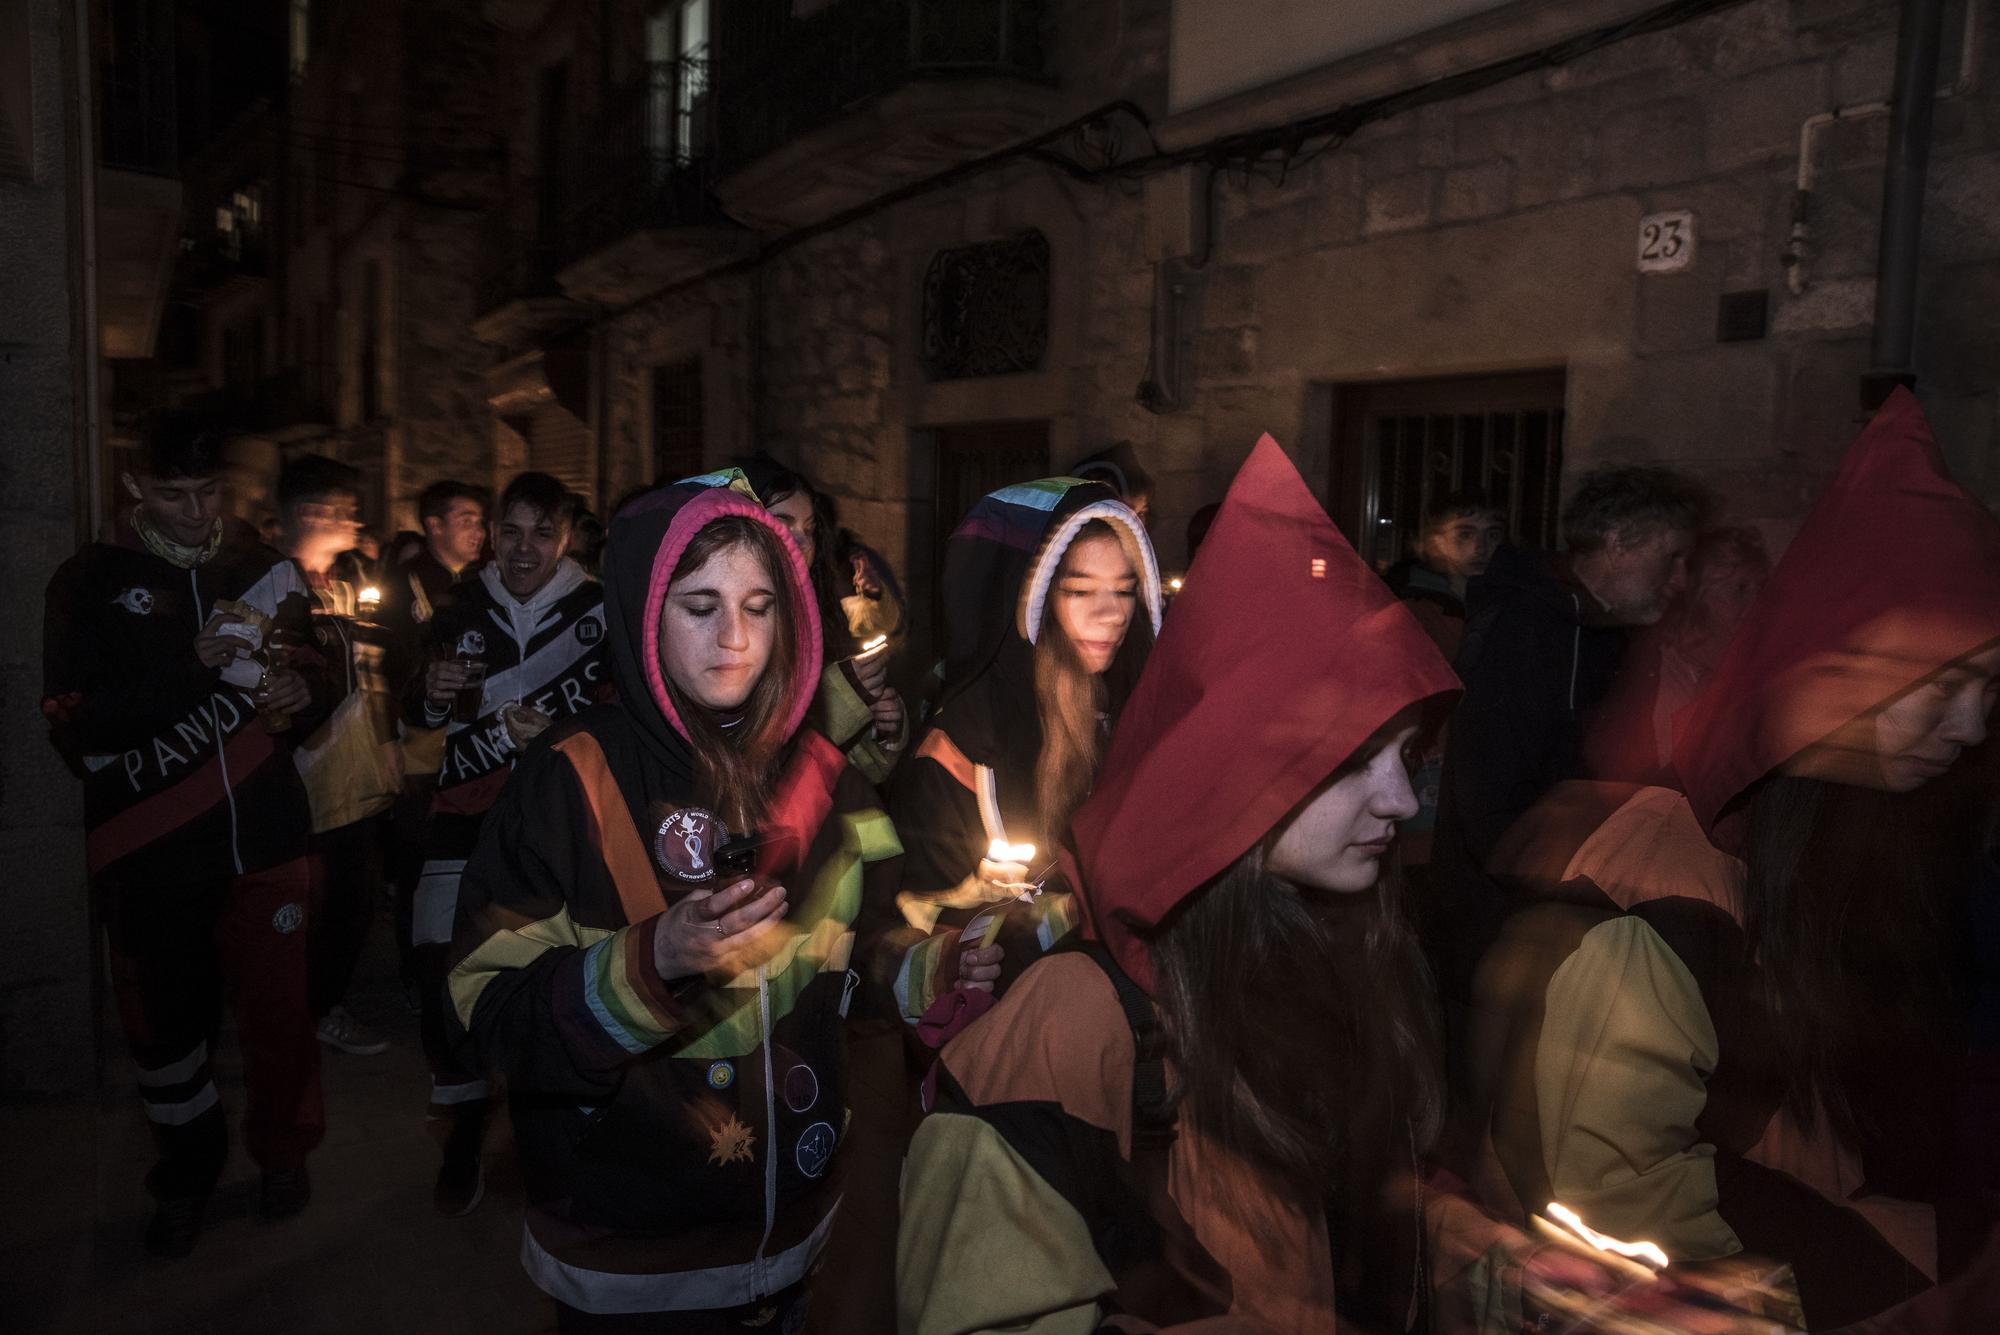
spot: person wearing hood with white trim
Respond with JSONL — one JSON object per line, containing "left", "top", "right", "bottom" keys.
{"left": 402, "top": 472, "right": 609, "bottom": 1217}
{"left": 886, "top": 477, "right": 1162, "bottom": 1045}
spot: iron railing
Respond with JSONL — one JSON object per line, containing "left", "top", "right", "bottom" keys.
{"left": 713, "top": 0, "right": 1047, "bottom": 173}
{"left": 558, "top": 57, "right": 723, "bottom": 264}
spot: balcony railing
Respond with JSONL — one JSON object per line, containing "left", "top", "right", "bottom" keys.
{"left": 100, "top": 49, "right": 178, "bottom": 175}
{"left": 558, "top": 58, "right": 724, "bottom": 264}
{"left": 712, "top": 0, "right": 1046, "bottom": 173}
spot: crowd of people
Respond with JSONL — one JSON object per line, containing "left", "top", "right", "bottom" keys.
{"left": 38, "top": 392, "right": 2000, "bottom": 1334}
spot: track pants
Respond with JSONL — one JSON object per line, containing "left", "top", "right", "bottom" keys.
{"left": 413, "top": 851, "right": 489, "bottom": 1111}
{"left": 102, "top": 856, "right": 325, "bottom": 1199}
{"left": 309, "top": 816, "right": 379, "bottom": 1018}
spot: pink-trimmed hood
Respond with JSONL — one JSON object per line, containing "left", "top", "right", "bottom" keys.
{"left": 603, "top": 477, "right": 824, "bottom": 764}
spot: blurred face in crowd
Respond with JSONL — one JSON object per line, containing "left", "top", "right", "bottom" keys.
{"left": 1869, "top": 642, "right": 2000, "bottom": 792}
{"left": 1052, "top": 531, "right": 1138, "bottom": 675}
{"left": 286, "top": 489, "right": 362, "bottom": 570}
{"left": 1593, "top": 523, "right": 1694, "bottom": 626}
{"left": 1265, "top": 709, "right": 1422, "bottom": 894}
{"left": 491, "top": 501, "right": 570, "bottom": 601}
{"left": 126, "top": 470, "right": 224, "bottom": 547}
{"left": 765, "top": 490, "right": 817, "bottom": 567}
{"left": 1421, "top": 510, "right": 1505, "bottom": 593}
{"left": 659, "top": 540, "right": 777, "bottom": 712}
{"left": 426, "top": 498, "right": 487, "bottom": 572}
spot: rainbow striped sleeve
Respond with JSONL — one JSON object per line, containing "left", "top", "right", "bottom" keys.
{"left": 895, "top": 930, "right": 957, "bottom": 1024}
{"left": 555, "top": 916, "right": 686, "bottom": 1060}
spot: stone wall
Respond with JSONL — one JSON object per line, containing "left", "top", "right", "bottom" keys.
{"left": 0, "top": 0, "right": 93, "bottom": 1096}
{"left": 593, "top": 0, "right": 1997, "bottom": 636}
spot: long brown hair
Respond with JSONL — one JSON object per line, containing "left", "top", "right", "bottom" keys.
{"left": 1148, "top": 762, "right": 1444, "bottom": 1218}
{"left": 1032, "top": 521, "right": 1153, "bottom": 847}
{"left": 1742, "top": 768, "right": 1973, "bottom": 1149}
{"left": 657, "top": 515, "right": 803, "bottom": 834}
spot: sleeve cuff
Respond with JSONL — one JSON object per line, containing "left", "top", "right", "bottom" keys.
{"left": 572, "top": 916, "right": 689, "bottom": 1056}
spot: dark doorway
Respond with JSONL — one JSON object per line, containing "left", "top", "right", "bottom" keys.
{"left": 651, "top": 357, "right": 704, "bottom": 483}
{"left": 1330, "top": 371, "right": 1566, "bottom": 570}
{"left": 918, "top": 419, "right": 1050, "bottom": 671}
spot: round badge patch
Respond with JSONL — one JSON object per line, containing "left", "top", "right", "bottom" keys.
{"left": 782, "top": 1064, "right": 819, "bottom": 1113}
{"left": 706, "top": 1060, "right": 735, "bottom": 1091}
{"left": 271, "top": 903, "right": 305, "bottom": 935}
{"left": 795, "top": 1121, "right": 836, "bottom": 1179}
{"left": 654, "top": 807, "right": 726, "bottom": 882}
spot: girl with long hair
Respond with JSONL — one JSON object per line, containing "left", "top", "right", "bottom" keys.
{"left": 899, "top": 439, "right": 1604, "bottom": 1333}
{"left": 448, "top": 474, "right": 903, "bottom": 1331}
{"left": 887, "top": 477, "right": 1160, "bottom": 1037}
{"left": 1467, "top": 389, "right": 2000, "bottom": 1329}
{"left": 737, "top": 456, "right": 911, "bottom": 787}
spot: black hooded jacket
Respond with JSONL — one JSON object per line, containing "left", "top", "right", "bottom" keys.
{"left": 446, "top": 476, "right": 903, "bottom": 1314}
{"left": 1428, "top": 545, "right": 1626, "bottom": 1004}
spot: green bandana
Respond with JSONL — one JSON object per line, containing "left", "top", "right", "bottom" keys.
{"left": 131, "top": 506, "right": 224, "bottom": 569}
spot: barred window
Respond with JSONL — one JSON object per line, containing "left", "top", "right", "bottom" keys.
{"left": 920, "top": 230, "right": 1049, "bottom": 381}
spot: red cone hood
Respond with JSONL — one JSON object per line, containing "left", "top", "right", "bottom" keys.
{"left": 1674, "top": 388, "right": 2000, "bottom": 834}
{"left": 1069, "top": 435, "right": 1461, "bottom": 993}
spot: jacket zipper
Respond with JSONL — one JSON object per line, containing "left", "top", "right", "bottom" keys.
{"left": 192, "top": 568, "right": 245, "bottom": 874}
{"left": 753, "top": 962, "right": 777, "bottom": 1298}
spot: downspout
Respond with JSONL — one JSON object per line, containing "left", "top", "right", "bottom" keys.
{"left": 1864, "top": 0, "right": 1947, "bottom": 408}
{"left": 74, "top": 0, "right": 103, "bottom": 542}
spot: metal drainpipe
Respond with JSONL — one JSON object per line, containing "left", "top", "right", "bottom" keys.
{"left": 1865, "top": 0, "right": 1947, "bottom": 408}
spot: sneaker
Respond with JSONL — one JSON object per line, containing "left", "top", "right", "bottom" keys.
{"left": 433, "top": 1104, "right": 488, "bottom": 1217}
{"left": 259, "top": 1165, "right": 311, "bottom": 1221}
{"left": 317, "top": 1005, "right": 390, "bottom": 1056}
{"left": 144, "top": 1193, "right": 207, "bottom": 1258}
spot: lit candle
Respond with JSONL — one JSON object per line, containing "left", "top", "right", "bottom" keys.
{"left": 857, "top": 634, "right": 889, "bottom": 660}
{"left": 1541, "top": 1201, "right": 1669, "bottom": 1273}
{"left": 358, "top": 585, "right": 382, "bottom": 611}
{"left": 1168, "top": 576, "right": 1184, "bottom": 592}
{"left": 986, "top": 838, "right": 1036, "bottom": 865}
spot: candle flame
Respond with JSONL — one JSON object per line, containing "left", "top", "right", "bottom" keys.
{"left": 1544, "top": 1203, "right": 1669, "bottom": 1270}
{"left": 358, "top": 585, "right": 382, "bottom": 607}
{"left": 987, "top": 838, "right": 1036, "bottom": 864}
{"left": 858, "top": 635, "right": 889, "bottom": 658}
{"left": 1168, "top": 576, "right": 1184, "bottom": 592}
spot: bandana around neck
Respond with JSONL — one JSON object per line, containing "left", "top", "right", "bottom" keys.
{"left": 132, "top": 506, "right": 224, "bottom": 569}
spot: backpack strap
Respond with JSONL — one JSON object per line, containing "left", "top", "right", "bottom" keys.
{"left": 1054, "top": 938, "right": 1177, "bottom": 1151}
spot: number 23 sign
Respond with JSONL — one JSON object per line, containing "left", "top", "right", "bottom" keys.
{"left": 1637, "top": 210, "right": 1696, "bottom": 273}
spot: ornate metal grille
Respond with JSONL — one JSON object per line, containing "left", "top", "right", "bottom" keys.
{"left": 920, "top": 230, "right": 1050, "bottom": 381}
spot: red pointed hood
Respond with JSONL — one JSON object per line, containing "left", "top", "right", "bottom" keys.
{"left": 1069, "top": 436, "right": 1461, "bottom": 994}
{"left": 1674, "top": 388, "right": 2000, "bottom": 835}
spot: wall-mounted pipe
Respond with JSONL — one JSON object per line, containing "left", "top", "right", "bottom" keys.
{"left": 1866, "top": 0, "right": 1948, "bottom": 403}
{"left": 1781, "top": 102, "right": 1890, "bottom": 296}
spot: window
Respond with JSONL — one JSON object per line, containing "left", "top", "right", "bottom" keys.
{"left": 651, "top": 359, "right": 704, "bottom": 484}
{"left": 359, "top": 260, "right": 384, "bottom": 421}
{"left": 920, "top": 231, "right": 1050, "bottom": 381}
{"left": 645, "top": 0, "right": 710, "bottom": 170}
{"left": 288, "top": 0, "right": 310, "bottom": 80}
{"left": 1332, "top": 371, "right": 1565, "bottom": 570}
{"left": 536, "top": 59, "right": 571, "bottom": 245}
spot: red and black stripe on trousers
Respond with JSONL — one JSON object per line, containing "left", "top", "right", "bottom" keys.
{"left": 43, "top": 522, "right": 329, "bottom": 1194}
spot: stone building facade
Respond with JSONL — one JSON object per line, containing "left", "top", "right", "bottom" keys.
{"left": 469, "top": 0, "right": 1999, "bottom": 673}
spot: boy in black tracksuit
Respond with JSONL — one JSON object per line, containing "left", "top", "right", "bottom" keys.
{"left": 40, "top": 422, "right": 331, "bottom": 1257}
{"left": 402, "top": 473, "right": 606, "bottom": 1215}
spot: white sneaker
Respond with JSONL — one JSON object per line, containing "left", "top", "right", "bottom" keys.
{"left": 317, "top": 1006, "right": 390, "bottom": 1056}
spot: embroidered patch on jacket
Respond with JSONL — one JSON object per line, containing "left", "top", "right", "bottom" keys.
{"left": 706, "top": 1060, "right": 735, "bottom": 1091}
{"left": 575, "top": 618, "right": 601, "bottom": 644}
{"left": 795, "top": 1121, "right": 836, "bottom": 1179}
{"left": 271, "top": 903, "right": 305, "bottom": 935}
{"left": 708, "top": 1113, "right": 755, "bottom": 1166}
{"left": 454, "top": 630, "right": 486, "bottom": 657}
{"left": 112, "top": 588, "right": 156, "bottom": 615}
{"left": 783, "top": 1064, "right": 818, "bottom": 1113}
{"left": 654, "top": 807, "right": 725, "bottom": 882}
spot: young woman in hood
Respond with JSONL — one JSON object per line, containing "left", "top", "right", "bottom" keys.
{"left": 738, "top": 456, "right": 910, "bottom": 787}
{"left": 1465, "top": 389, "right": 2000, "bottom": 1330}
{"left": 446, "top": 474, "right": 904, "bottom": 1331}
{"left": 898, "top": 440, "right": 1627, "bottom": 1335}
{"left": 886, "top": 477, "right": 1161, "bottom": 1038}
